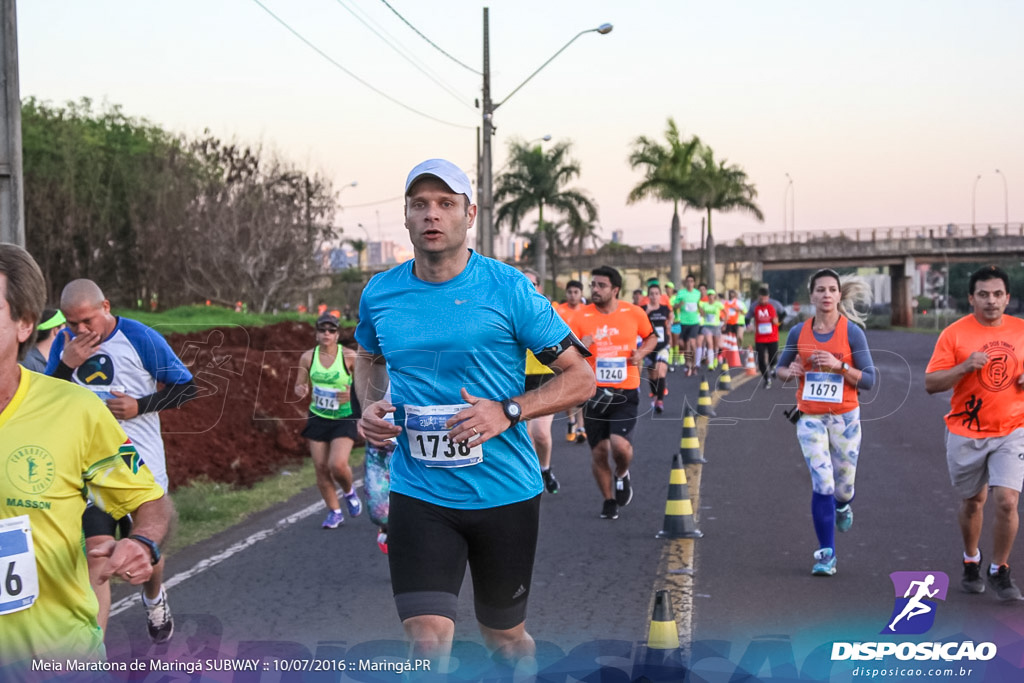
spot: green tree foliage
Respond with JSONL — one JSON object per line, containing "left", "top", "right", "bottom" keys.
{"left": 494, "top": 140, "right": 597, "bottom": 291}
{"left": 21, "top": 99, "right": 336, "bottom": 312}
{"left": 627, "top": 118, "right": 702, "bottom": 286}
{"left": 688, "top": 146, "right": 764, "bottom": 289}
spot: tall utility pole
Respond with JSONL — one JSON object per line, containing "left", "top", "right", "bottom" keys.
{"left": 0, "top": 0, "right": 24, "bottom": 246}
{"left": 477, "top": 8, "right": 611, "bottom": 259}
{"left": 478, "top": 8, "right": 494, "bottom": 257}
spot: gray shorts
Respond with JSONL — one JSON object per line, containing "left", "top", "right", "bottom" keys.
{"left": 945, "top": 427, "right": 1024, "bottom": 498}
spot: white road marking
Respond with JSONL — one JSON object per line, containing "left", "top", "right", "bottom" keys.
{"left": 110, "top": 481, "right": 364, "bottom": 617}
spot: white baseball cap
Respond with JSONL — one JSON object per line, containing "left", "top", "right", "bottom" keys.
{"left": 405, "top": 159, "right": 473, "bottom": 203}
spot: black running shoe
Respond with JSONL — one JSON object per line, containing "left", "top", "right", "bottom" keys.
{"left": 600, "top": 499, "right": 618, "bottom": 520}
{"left": 542, "top": 469, "right": 560, "bottom": 494}
{"left": 987, "top": 564, "right": 1022, "bottom": 601}
{"left": 614, "top": 472, "right": 633, "bottom": 507}
{"left": 962, "top": 553, "right": 985, "bottom": 594}
{"left": 144, "top": 587, "right": 174, "bottom": 644}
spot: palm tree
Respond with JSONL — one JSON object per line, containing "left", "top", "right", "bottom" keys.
{"left": 560, "top": 213, "right": 603, "bottom": 282}
{"left": 495, "top": 140, "right": 597, "bottom": 288}
{"left": 688, "top": 146, "right": 764, "bottom": 290}
{"left": 627, "top": 118, "right": 702, "bottom": 286}
{"left": 346, "top": 238, "right": 366, "bottom": 269}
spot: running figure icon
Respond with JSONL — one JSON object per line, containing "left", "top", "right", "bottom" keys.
{"left": 888, "top": 574, "right": 939, "bottom": 631}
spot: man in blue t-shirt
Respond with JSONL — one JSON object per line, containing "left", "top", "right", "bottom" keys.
{"left": 355, "top": 159, "right": 594, "bottom": 668}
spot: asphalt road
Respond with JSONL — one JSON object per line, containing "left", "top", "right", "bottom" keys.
{"left": 101, "top": 330, "right": 1024, "bottom": 681}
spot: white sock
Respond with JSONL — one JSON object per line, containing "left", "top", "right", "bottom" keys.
{"left": 695, "top": 347, "right": 705, "bottom": 366}
{"left": 964, "top": 551, "right": 981, "bottom": 563}
{"left": 142, "top": 590, "right": 164, "bottom": 607}
{"left": 990, "top": 563, "right": 1003, "bottom": 575}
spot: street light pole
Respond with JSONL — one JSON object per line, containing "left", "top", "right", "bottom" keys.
{"left": 784, "top": 173, "right": 794, "bottom": 241}
{"left": 971, "top": 173, "right": 981, "bottom": 231}
{"left": 478, "top": 8, "right": 611, "bottom": 257}
{"left": 479, "top": 8, "right": 494, "bottom": 256}
{"left": 995, "top": 169, "right": 1009, "bottom": 229}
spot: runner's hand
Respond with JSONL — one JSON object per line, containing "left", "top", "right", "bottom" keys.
{"left": 60, "top": 328, "right": 102, "bottom": 368}
{"left": 88, "top": 538, "right": 153, "bottom": 585}
{"left": 358, "top": 400, "right": 401, "bottom": 446}
{"left": 107, "top": 391, "right": 139, "bottom": 419}
{"left": 963, "top": 352, "right": 989, "bottom": 373}
{"left": 447, "top": 387, "right": 506, "bottom": 446}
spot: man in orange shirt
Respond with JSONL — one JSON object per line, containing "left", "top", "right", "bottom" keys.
{"left": 557, "top": 280, "right": 588, "bottom": 444}
{"left": 569, "top": 265, "right": 657, "bottom": 520}
{"left": 926, "top": 265, "right": 1024, "bottom": 601}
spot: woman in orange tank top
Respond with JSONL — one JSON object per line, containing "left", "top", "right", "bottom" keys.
{"left": 776, "top": 269, "right": 877, "bottom": 577}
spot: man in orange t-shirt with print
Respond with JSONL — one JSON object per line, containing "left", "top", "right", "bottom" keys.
{"left": 557, "top": 280, "right": 588, "bottom": 444}
{"left": 926, "top": 265, "right": 1024, "bottom": 601}
{"left": 569, "top": 265, "right": 657, "bottom": 520}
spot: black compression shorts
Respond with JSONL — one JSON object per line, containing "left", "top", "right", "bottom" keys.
{"left": 82, "top": 503, "right": 132, "bottom": 539}
{"left": 387, "top": 492, "right": 541, "bottom": 630}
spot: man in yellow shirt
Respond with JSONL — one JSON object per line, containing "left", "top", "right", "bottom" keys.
{"left": 0, "top": 244, "right": 170, "bottom": 670}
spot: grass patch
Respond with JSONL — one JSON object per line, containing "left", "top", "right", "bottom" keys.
{"left": 112, "top": 304, "right": 355, "bottom": 334}
{"left": 167, "top": 448, "right": 365, "bottom": 554}
{"left": 114, "top": 305, "right": 312, "bottom": 334}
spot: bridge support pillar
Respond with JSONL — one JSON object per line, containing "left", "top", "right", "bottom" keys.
{"left": 891, "top": 257, "right": 915, "bottom": 327}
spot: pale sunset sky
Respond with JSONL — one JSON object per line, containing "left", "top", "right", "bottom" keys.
{"left": 17, "top": 0, "right": 1024, "bottom": 251}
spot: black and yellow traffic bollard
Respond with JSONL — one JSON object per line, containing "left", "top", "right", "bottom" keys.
{"left": 656, "top": 452, "right": 703, "bottom": 539}
{"left": 679, "top": 404, "right": 706, "bottom": 465}
{"left": 696, "top": 375, "right": 716, "bottom": 417}
{"left": 716, "top": 361, "right": 732, "bottom": 393}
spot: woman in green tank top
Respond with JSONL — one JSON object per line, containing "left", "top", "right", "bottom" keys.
{"left": 294, "top": 314, "right": 363, "bottom": 529}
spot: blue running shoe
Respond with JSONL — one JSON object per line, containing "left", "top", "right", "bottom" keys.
{"left": 322, "top": 510, "right": 344, "bottom": 529}
{"left": 812, "top": 548, "right": 837, "bottom": 576}
{"left": 835, "top": 504, "right": 853, "bottom": 533}
{"left": 344, "top": 493, "right": 362, "bottom": 518}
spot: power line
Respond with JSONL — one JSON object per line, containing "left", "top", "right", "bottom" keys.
{"left": 250, "top": 0, "right": 473, "bottom": 130}
{"left": 343, "top": 195, "right": 405, "bottom": 208}
{"left": 377, "top": 0, "right": 481, "bottom": 75}
{"left": 333, "top": 0, "right": 474, "bottom": 110}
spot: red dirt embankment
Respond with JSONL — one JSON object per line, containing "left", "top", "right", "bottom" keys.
{"left": 159, "top": 322, "right": 357, "bottom": 490}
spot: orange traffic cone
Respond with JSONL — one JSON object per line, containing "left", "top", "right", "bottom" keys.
{"left": 656, "top": 452, "right": 703, "bottom": 539}
{"left": 724, "top": 332, "right": 742, "bottom": 368}
{"left": 745, "top": 346, "right": 758, "bottom": 376}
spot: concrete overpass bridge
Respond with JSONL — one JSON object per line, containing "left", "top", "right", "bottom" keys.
{"left": 554, "top": 222, "right": 1024, "bottom": 326}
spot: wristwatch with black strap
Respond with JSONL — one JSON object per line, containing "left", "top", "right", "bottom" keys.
{"left": 129, "top": 534, "right": 162, "bottom": 565}
{"left": 501, "top": 398, "right": 523, "bottom": 427}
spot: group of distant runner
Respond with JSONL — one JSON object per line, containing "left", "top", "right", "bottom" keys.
{"left": 5, "top": 153, "right": 1024, "bottom": 679}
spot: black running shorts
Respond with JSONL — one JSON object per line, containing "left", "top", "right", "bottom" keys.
{"left": 301, "top": 412, "right": 360, "bottom": 442}
{"left": 583, "top": 387, "right": 639, "bottom": 448}
{"left": 388, "top": 492, "right": 542, "bottom": 630}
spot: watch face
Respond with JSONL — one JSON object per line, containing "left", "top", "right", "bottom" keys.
{"left": 507, "top": 402, "right": 521, "bottom": 417}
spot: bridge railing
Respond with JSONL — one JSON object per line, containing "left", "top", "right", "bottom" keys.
{"left": 737, "top": 222, "right": 1024, "bottom": 247}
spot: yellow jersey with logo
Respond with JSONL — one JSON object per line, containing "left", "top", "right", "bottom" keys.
{"left": 0, "top": 368, "right": 164, "bottom": 664}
